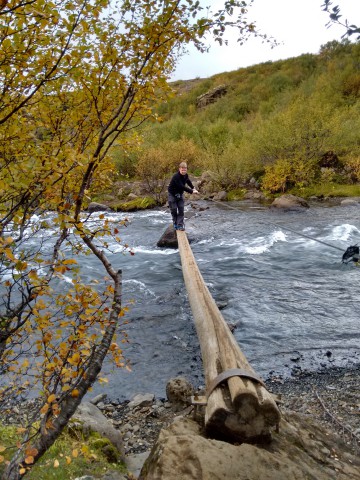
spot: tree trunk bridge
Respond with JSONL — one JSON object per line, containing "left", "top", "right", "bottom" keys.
{"left": 176, "top": 230, "right": 280, "bottom": 443}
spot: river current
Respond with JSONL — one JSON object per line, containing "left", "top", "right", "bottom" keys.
{"left": 72, "top": 199, "right": 359, "bottom": 401}
{"left": 14, "top": 199, "right": 360, "bottom": 401}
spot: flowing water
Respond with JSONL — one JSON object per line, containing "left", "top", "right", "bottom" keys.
{"left": 8, "top": 200, "right": 360, "bottom": 401}
{"left": 81, "top": 199, "right": 360, "bottom": 401}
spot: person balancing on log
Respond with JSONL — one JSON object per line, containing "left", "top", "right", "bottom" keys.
{"left": 168, "top": 162, "right": 199, "bottom": 231}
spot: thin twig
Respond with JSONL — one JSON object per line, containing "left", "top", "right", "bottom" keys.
{"left": 314, "top": 389, "right": 360, "bottom": 444}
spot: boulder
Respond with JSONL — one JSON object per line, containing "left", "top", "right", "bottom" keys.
{"left": 243, "top": 190, "right": 266, "bottom": 200}
{"left": 212, "top": 191, "right": 227, "bottom": 201}
{"left": 157, "top": 225, "right": 178, "bottom": 249}
{"left": 90, "top": 393, "right": 107, "bottom": 405}
{"left": 248, "top": 178, "right": 261, "bottom": 189}
{"left": 196, "top": 85, "right": 228, "bottom": 109}
{"left": 166, "top": 377, "right": 194, "bottom": 411}
{"left": 270, "top": 194, "right": 309, "bottom": 210}
{"left": 72, "top": 402, "right": 125, "bottom": 461}
{"left": 139, "top": 414, "right": 360, "bottom": 480}
{"left": 128, "top": 393, "right": 155, "bottom": 409}
{"left": 127, "top": 193, "right": 138, "bottom": 200}
{"left": 87, "top": 202, "right": 112, "bottom": 213}
{"left": 341, "top": 198, "right": 359, "bottom": 206}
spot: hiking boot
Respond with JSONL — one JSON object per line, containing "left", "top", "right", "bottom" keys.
{"left": 177, "top": 225, "right": 185, "bottom": 231}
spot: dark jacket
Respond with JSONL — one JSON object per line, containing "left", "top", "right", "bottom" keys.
{"left": 168, "top": 171, "right": 194, "bottom": 195}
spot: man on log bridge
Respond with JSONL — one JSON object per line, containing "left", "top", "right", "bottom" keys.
{"left": 176, "top": 229, "right": 281, "bottom": 443}
{"left": 168, "top": 162, "right": 198, "bottom": 231}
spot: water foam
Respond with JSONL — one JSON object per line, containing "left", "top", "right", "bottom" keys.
{"left": 132, "top": 246, "right": 178, "bottom": 255}
{"left": 242, "top": 230, "right": 287, "bottom": 255}
{"left": 328, "top": 223, "right": 359, "bottom": 241}
{"left": 124, "top": 279, "right": 156, "bottom": 297}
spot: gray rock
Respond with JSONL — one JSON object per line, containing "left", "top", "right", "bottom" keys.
{"left": 243, "top": 190, "right": 266, "bottom": 200}
{"left": 127, "top": 451, "right": 151, "bottom": 479}
{"left": 196, "top": 84, "right": 227, "bottom": 109}
{"left": 73, "top": 402, "right": 125, "bottom": 460}
{"left": 340, "top": 198, "right": 359, "bottom": 205}
{"left": 157, "top": 224, "right": 178, "bottom": 248}
{"left": 166, "top": 377, "right": 194, "bottom": 410}
{"left": 104, "top": 404, "right": 116, "bottom": 412}
{"left": 271, "top": 194, "right": 309, "bottom": 210}
{"left": 127, "top": 192, "right": 138, "bottom": 200}
{"left": 90, "top": 393, "right": 107, "bottom": 405}
{"left": 213, "top": 190, "right": 227, "bottom": 201}
{"left": 128, "top": 393, "right": 155, "bottom": 409}
{"left": 87, "top": 202, "right": 112, "bottom": 213}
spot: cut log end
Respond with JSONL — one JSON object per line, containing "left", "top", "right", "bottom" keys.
{"left": 205, "top": 408, "right": 277, "bottom": 444}
{"left": 205, "top": 392, "right": 280, "bottom": 444}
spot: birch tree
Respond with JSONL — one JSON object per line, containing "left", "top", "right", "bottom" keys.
{"left": 0, "top": 0, "right": 262, "bottom": 477}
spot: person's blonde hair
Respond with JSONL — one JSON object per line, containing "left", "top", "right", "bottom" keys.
{"left": 179, "top": 162, "right": 187, "bottom": 168}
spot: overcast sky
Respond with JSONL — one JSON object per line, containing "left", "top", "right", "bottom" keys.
{"left": 171, "top": 0, "right": 360, "bottom": 80}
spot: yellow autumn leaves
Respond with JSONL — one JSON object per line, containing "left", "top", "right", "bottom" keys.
{"left": 1, "top": 0, "right": 258, "bottom": 476}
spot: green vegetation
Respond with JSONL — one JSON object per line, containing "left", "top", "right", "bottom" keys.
{"left": 227, "top": 188, "right": 248, "bottom": 201}
{"left": 290, "top": 183, "right": 360, "bottom": 198}
{"left": 0, "top": 424, "right": 126, "bottom": 480}
{"left": 114, "top": 197, "right": 157, "bottom": 211}
{"left": 113, "top": 39, "right": 360, "bottom": 198}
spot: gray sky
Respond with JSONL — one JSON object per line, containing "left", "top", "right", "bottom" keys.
{"left": 171, "top": 0, "right": 360, "bottom": 80}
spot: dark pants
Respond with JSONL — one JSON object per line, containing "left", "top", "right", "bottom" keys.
{"left": 168, "top": 193, "right": 184, "bottom": 227}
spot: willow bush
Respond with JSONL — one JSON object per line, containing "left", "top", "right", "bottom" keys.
{"left": 143, "top": 116, "right": 201, "bottom": 146}
{"left": 135, "top": 138, "right": 200, "bottom": 202}
{"left": 261, "top": 158, "right": 294, "bottom": 193}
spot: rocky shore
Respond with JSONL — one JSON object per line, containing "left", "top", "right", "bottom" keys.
{"left": 94, "top": 364, "right": 360, "bottom": 454}
{"left": 102, "top": 363, "right": 360, "bottom": 478}
{"left": 3, "top": 367, "right": 360, "bottom": 451}
{"left": 1, "top": 363, "right": 359, "bottom": 478}
{"left": 266, "top": 364, "right": 360, "bottom": 453}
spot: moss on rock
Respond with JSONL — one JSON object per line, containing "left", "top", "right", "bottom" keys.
{"left": 114, "top": 196, "right": 157, "bottom": 211}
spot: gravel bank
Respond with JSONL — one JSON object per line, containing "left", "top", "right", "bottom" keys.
{"left": 97, "top": 363, "right": 360, "bottom": 457}
{"left": 266, "top": 364, "right": 360, "bottom": 454}
{"left": 1, "top": 364, "right": 359, "bottom": 458}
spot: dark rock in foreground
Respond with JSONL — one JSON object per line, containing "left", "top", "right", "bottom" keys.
{"left": 157, "top": 225, "right": 178, "bottom": 249}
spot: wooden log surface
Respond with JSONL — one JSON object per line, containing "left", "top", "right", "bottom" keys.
{"left": 176, "top": 229, "right": 280, "bottom": 442}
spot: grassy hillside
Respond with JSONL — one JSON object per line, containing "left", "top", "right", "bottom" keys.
{"left": 112, "top": 39, "right": 360, "bottom": 199}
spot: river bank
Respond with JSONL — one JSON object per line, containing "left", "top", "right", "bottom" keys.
{"left": 1, "top": 363, "right": 359, "bottom": 457}
{"left": 1, "top": 364, "right": 359, "bottom": 480}
{"left": 91, "top": 363, "right": 360, "bottom": 458}
{"left": 267, "top": 364, "right": 360, "bottom": 453}
{"left": 101, "top": 362, "right": 360, "bottom": 479}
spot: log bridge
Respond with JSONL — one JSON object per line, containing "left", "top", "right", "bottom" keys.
{"left": 176, "top": 230, "right": 280, "bottom": 443}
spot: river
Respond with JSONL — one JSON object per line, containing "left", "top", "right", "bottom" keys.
{"left": 74, "top": 198, "right": 360, "bottom": 401}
